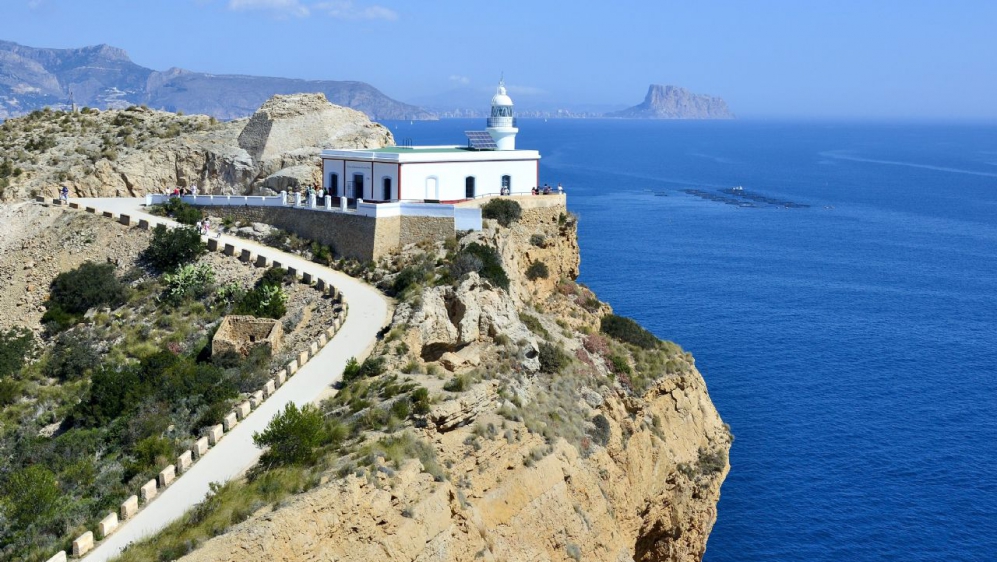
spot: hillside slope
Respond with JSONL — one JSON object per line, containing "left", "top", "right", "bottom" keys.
{"left": 0, "top": 40, "right": 433, "bottom": 121}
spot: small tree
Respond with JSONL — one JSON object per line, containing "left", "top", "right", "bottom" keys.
{"left": 1, "top": 465, "right": 60, "bottom": 530}
{"left": 143, "top": 224, "right": 206, "bottom": 272}
{"left": 526, "top": 261, "right": 550, "bottom": 281}
{"left": 0, "top": 327, "right": 34, "bottom": 379}
{"left": 253, "top": 403, "right": 326, "bottom": 467}
{"left": 481, "top": 198, "right": 522, "bottom": 227}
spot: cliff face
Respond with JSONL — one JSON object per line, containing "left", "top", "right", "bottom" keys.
{"left": 0, "top": 93, "right": 392, "bottom": 201}
{"left": 177, "top": 199, "right": 731, "bottom": 562}
{"left": 0, "top": 40, "right": 433, "bottom": 121}
{"left": 606, "top": 85, "right": 733, "bottom": 119}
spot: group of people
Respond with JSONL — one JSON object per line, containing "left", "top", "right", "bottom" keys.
{"left": 531, "top": 183, "right": 564, "bottom": 196}
{"left": 168, "top": 185, "right": 198, "bottom": 197}
{"left": 195, "top": 218, "right": 221, "bottom": 238}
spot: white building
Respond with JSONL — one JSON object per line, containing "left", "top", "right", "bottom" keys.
{"left": 321, "top": 80, "right": 541, "bottom": 203}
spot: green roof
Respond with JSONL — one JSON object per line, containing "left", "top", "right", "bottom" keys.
{"left": 368, "top": 146, "right": 477, "bottom": 154}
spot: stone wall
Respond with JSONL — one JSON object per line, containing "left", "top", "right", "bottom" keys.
{"left": 199, "top": 205, "right": 457, "bottom": 262}
{"left": 212, "top": 315, "right": 283, "bottom": 357}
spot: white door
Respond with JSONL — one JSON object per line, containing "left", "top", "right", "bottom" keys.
{"left": 426, "top": 177, "right": 439, "bottom": 200}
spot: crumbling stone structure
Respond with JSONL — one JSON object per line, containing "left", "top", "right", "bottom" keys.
{"left": 212, "top": 315, "right": 283, "bottom": 357}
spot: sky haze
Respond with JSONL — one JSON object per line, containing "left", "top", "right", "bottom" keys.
{"left": 5, "top": 0, "right": 996, "bottom": 119}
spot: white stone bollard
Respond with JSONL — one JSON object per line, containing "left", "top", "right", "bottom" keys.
{"left": 158, "top": 465, "right": 176, "bottom": 487}
{"left": 308, "top": 193, "right": 316, "bottom": 208}
{"left": 340, "top": 196, "right": 347, "bottom": 212}
{"left": 276, "top": 369, "right": 287, "bottom": 387}
{"left": 319, "top": 333, "right": 328, "bottom": 347}
{"left": 46, "top": 550, "right": 67, "bottom": 562}
{"left": 250, "top": 390, "right": 264, "bottom": 409}
{"left": 287, "top": 360, "right": 298, "bottom": 376}
{"left": 236, "top": 401, "right": 251, "bottom": 420}
{"left": 310, "top": 341, "right": 319, "bottom": 355}
{"left": 207, "top": 424, "right": 224, "bottom": 445}
{"left": 73, "top": 531, "right": 94, "bottom": 557}
{"left": 325, "top": 195, "right": 332, "bottom": 210}
{"left": 193, "top": 436, "right": 209, "bottom": 457}
{"left": 264, "top": 379, "right": 276, "bottom": 397}
{"left": 177, "top": 450, "right": 193, "bottom": 473}
{"left": 294, "top": 192, "right": 302, "bottom": 206}
{"left": 140, "top": 479, "right": 158, "bottom": 502}
{"left": 223, "top": 411, "right": 238, "bottom": 431}
{"left": 299, "top": 350, "right": 309, "bottom": 367}
{"left": 326, "top": 326, "right": 336, "bottom": 339}
{"left": 98, "top": 512, "right": 119, "bottom": 539}
{"left": 120, "top": 495, "right": 139, "bottom": 520}
{"left": 281, "top": 190, "right": 288, "bottom": 205}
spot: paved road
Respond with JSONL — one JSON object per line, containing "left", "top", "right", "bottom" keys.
{"left": 74, "top": 198, "right": 391, "bottom": 562}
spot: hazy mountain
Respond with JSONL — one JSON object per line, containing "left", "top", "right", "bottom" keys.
{"left": 605, "top": 85, "right": 734, "bottom": 119}
{"left": 410, "top": 85, "right": 624, "bottom": 119}
{"left": 0, "top": 40, "right": 434, "bottom": 121}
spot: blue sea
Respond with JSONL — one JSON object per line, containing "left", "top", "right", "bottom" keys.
{"left": 382, "top": 118, "right": 997, "bottom": 561}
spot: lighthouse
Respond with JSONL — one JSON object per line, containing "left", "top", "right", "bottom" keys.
{"left": 486, "top": 79, "right": 518, "bottom": 150}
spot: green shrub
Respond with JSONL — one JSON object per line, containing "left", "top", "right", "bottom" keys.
{"left": 455, "top": 243, "right": 508, "bottom": 290}
{"left": 235, "top": 284, "right": 287, "bottom": 319}
{"left": 526, "top": 261, "right": 549, "bottom": 281}
{"left": 443, "top": 374, "right": 470, "bottom": 392}
{"left": 162, "top": 263, "right": 215, "bottom": 304}
{"left": 1, "top": 465, "right": 60, "bottom": 530}
{"left": 253, "top": 403, "right": 327, "bottom": 467}
{"left": 342, "top": 356, "right": 386, "bottom": 384}
{"left": 44, "top": 331, "right": 99, "bottom": 382}
{"left": 258, "top": 266, "right": 287, "bottom": 288}
{"left": 481, "top": 198, "right": 522, "bottom": 227}
{"left": 47, "top": 261, "right": 127, "bottom": 315}
{"left": 392, "top": 265, "right": 427, "bottom": 296}
{"left": 529, "top": 233, "right": 546, "bottom": 247}
{"left": 538, "top": 342, "right": 568, "bottom": 374}
{"left": 143, "top": 224, "right": 206, "bottom": 272}
{"left": 600, "top": 314, "right": 659, "bottom": 349}
{"left": 697, "top": 447, "right": 727, "bottom": 475}
{"left": 519, "top": 313, "right": 550, "bottom": 340}
{"left": 410, "top": 387, "right": 431, "bottom": 415}
{"left": 608, "top": 354, "right": 632, "bottom": 376}
{"left": 0, "top": 327, "right": 34, "bottom": 379}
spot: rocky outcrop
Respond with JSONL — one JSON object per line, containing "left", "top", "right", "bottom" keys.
{"left": 411, "top": 272, "right": 540, "bottom": 370}
{"left": 173, "top": 196, "right": 730, "bottom": 562}
{"left": 606, "top": 85, "right": 733, "bottom": 119}
{"left": 0, "top": 94, "right": 392, "bottom": 201}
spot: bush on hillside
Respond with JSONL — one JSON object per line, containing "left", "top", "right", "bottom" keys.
{"left": 481, "top": 198, "right": 522, "bottom": 227}
{"left": 600, "top": 314, "right": 659, "bottom": 349}
{"left": 44, "top": 331, "right": 100, "bottom": 382}
{"left": 454, "top": 243, "right": 509, "bottom": 290}
{"left": 253, "top": 403, "right": 327, "bottom": 467}
{"left": 526, "top": 260, "right": 550, "bottom": 281}
{"left": 235, "top": 267, "right": 288, "bottom": 319}
{"left": 0, "top": 327, "right": 34, "bottom": 379}
{"left": 162, "top": 263, "right": 215, "bottom": 305}
{"left": 538, "top": 342, "right": 569, "bottom": 374}
{"left": 42, "top": 261, "right": 127, "bottom": 332}
{"left": 342, "top": 356, "right": 386, "bottom": 384}
{"left": 152, "top": 197, "right": 202, "bottom": 225}
{"left": 143, "top": 224, "right": 206, "bottom": 272}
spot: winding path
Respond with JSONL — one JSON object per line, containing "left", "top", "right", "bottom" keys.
{"left": 73, "top": 198, "right": 391, "bottom": 562}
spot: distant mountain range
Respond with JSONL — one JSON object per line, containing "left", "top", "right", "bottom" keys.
{"left": 0, "top": 40, "right": 433, "bottom": 121}
{"left": 606, "top": 85, "right": 734, "bottom": 119}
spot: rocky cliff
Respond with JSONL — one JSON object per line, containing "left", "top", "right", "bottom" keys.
{"left": 606, "top": 85, "right": 733, "bottom": 119}
{"left": 0, "top": 93, "right": 392, "bottom": 201}
{"left": 171, "top": 199, "right": 731, "bottom": 562}
{"left": 0, "top": 40, "right": 434, "bottom": 121}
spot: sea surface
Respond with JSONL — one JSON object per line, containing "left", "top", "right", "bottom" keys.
{"left": 382, "top": 118, "right": 997, "bottom": 561}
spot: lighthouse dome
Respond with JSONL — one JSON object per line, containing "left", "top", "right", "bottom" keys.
{"left": 491, "top": 82, "right": 513, "bottom": 108}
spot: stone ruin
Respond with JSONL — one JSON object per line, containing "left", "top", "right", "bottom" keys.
{"left": 212, "top": 315, "right": 283, "bottom": 357}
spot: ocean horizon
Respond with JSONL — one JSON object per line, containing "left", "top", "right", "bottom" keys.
{"left": 386, "top": 118, "right": 997, "bottom": 561}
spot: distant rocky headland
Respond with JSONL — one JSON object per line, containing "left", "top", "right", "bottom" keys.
{"left": 606, "top": 85, "right": 734, "bottom": 119}
{"left": 0, "top": 40, "right": 433, "bottom": 121}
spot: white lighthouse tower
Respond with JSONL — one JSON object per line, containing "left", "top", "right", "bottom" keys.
{"left": 486, "top": 79, "right": 518, "bottom": 150}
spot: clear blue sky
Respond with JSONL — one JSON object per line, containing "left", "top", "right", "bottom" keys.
{"left": 6, "top": 0, "right": 997, "bottom": 118}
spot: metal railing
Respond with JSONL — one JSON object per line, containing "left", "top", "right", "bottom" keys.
{"left": 486, "top": 117, "right": 517, "bottom": 128}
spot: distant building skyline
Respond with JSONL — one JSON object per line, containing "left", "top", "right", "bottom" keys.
{"left": 5, "top": 0, "right": 997, "bottom": 119}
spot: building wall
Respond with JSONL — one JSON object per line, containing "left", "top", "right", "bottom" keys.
{"left": 194, "top": 205, "right": 455, "bottom": 262}
{"left": 322, "top": 158, "right": 399, "bottom": 201}
{"left": 399, "top": 159, "right": 538, "bottom": 201}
